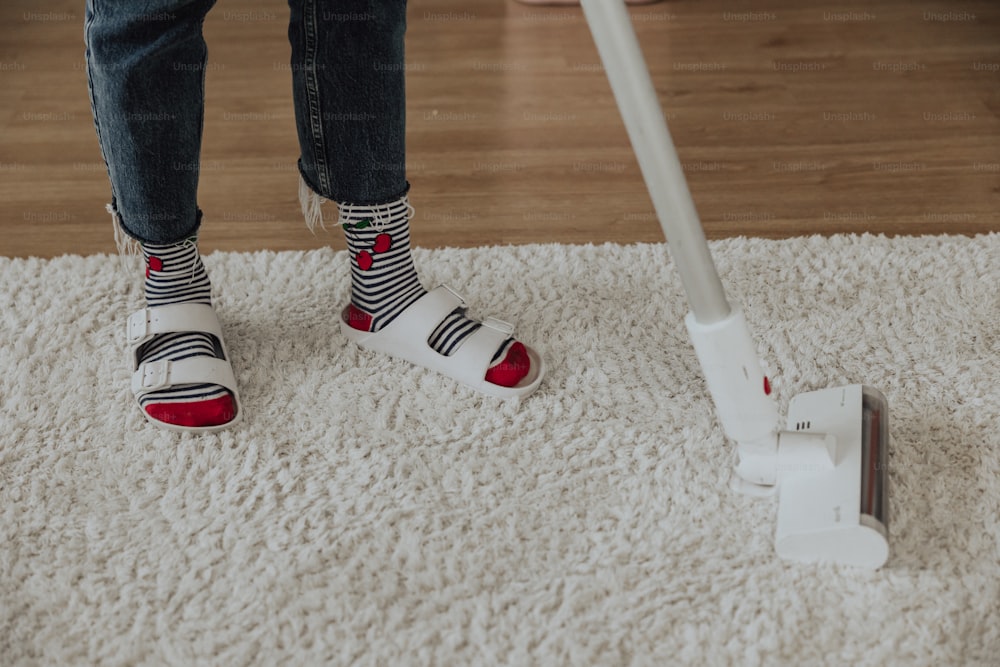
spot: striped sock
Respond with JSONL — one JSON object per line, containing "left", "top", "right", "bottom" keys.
{"left": 136, "top": 238, "right": 236, "bottom": 427}
{"left": 340, "top": 197, "right": 530, "bottom": 388}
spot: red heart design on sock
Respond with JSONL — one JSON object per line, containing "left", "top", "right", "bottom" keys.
{"left": 357, "top": 250, "right": 373, "bottom": 271}
{"left": 148, "top": 256, "right": 163, "bottom": 272}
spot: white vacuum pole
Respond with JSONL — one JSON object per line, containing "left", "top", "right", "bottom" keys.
{"left": 577, "top": 0, "right": 728, "bottom": 324}
{"left": 579, "top": 0, "right": 780, "bottom": 449}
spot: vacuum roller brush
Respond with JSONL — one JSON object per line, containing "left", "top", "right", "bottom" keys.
{"left": 860, "top": 388, "right": 890, "bottom": 533}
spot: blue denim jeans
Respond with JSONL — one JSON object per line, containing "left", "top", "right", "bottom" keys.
{"left": 84, "top": 0, "right": 409, "bottom": 245}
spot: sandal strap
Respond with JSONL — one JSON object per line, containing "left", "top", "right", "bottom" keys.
{"left": 131, "top": 357, "right": 239, "bottom": 397}
{"left": 365, "top": 285, "right": 467, "bottom": 353}
{"left": 450, "top": 321, "right": 515, "bottom": 386}
{"left": 369, "top": 285, "right": 519, "bottom": 387}
{"left": 341, "top": 284, "right": 543, "bottom": 398}
{"left": 127, "top": 303, "right": 224, "bottom": 348}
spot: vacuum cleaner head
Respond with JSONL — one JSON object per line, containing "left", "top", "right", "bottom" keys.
{"left": 775, "top": 384, "right": 890, "bottom": 569}
{"left": 685, "top": 308, "right": 891, "bottom": 568}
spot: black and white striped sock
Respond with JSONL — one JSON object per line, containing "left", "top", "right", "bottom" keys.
{"left": 135, "top": 238, "right": 236, "bottom": 427}
{"left": 340, "top": 197, "right": 528, "bottom": 384}
{"left": 341, "top": 197, "right": 427, "bottom": 333}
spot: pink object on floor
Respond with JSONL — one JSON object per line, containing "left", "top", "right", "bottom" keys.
{"left": 514, "top": 0, "right": 663, "bottom": 5}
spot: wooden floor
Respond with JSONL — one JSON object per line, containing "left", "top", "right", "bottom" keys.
{"left": 1, "top": 0, "right": 998, "bottom": 258}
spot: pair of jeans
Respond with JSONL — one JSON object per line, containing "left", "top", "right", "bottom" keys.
{"left": 84, "top": 0, "right": 409, "bottom": 245}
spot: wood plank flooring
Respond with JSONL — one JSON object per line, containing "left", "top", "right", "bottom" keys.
{"left": 1, "top": 0, "right": 998, "bottom": 258}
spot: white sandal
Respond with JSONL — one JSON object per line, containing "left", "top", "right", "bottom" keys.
{"left": 340, "top": 285, "right": 545, "bottom": 399}
{"left": 127, "top": 302, "right": 243, "bottom": 433}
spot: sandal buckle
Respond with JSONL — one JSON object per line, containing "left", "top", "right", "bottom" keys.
{"left": 135, "top": 360, "right": 172, "bottom": 393}
{"left": 482, "top": 316, "right": 515, "bottom": 336}
{"left": 126, "top": 309, "right": 150, "bottom": 345}
{"left": 440, "top": 284, "right": 467, "bottom": 308}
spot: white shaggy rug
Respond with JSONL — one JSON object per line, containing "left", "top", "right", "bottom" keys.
{"left": 2, "top": 234, "right": 998, "bottom": 666}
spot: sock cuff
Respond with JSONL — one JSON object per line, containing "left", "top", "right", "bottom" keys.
{"left": 141, "top": 236, "right": 199, "bottom": 253}
{"left": 337, "top": 196, "right": 414, "bottom": 230}
{"left": 140, "top": 236, "right": 209, "bottom": 305}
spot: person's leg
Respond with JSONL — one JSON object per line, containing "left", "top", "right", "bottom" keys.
{"left": 85, "top": 0, "right": 238, "bottom": 428}
{"left": 86, "top": 0, "right": 215, "bottom": 244}
{"left": 288, "top": 0, "right": 532, "bottom": 389}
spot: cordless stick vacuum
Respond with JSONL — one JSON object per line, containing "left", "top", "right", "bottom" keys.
{"left": 579, "top": 0, "right": 890, "bottom": 568}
